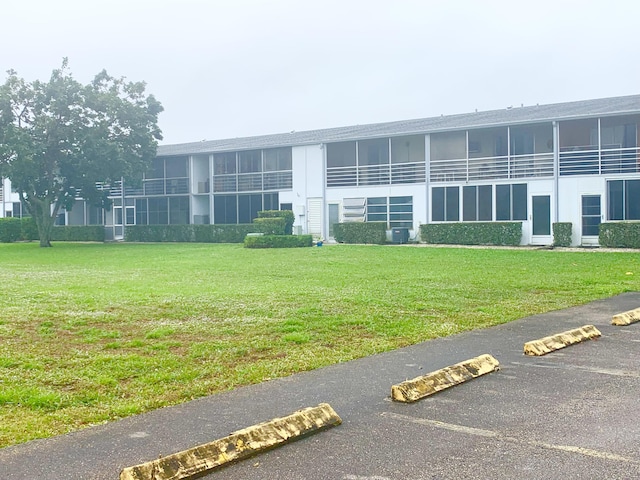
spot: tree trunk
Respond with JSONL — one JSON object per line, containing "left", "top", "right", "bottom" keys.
{"left": 29, "top": 198, "right": 55, "bottom": 247}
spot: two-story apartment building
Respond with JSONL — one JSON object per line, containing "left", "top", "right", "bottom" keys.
{"left": 10, "top": 94, "right": 640, "bottom": 246}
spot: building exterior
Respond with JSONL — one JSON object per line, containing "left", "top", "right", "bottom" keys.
{"left": 0, "top": 177, "right": 22, "bottom": 219}
{"left": 5, "top": 94, "right": 640, "bottom": 246}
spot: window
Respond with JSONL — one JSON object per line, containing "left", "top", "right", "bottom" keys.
{"left": 135, "top": 199, "right": 148, "bottom": 225}
{"left": 148, "top": 197, "right": 168, "bottom": 225}
{"left": 238, "top": 150, "right": 262, "bottom": 173}
{"left": 608, "top": 180, "right": 640, "bottom": 220}
{"left": 366, "top": 197, "right": 387, "bottom": 223}
{"left": 165, "top": 157, "right": 188, "bottom": 178}
{"left": 463, "top": 185, "right": 492, "bottom": 221}
{"left": 327, "top": 142, "right": 356, "bottom": 168}
{"left": 169, "top": 197, "right": 189, "bottom": 224}
{"left": 496, "top": 184, "right": 527, "bottom": 221}
{"left": 214, "top": 153, "right": 236, "bottom": 174}
{"left": 432, "top": 187, "right": 459, "bottom": 222}
{"left": 264, "top": 148, "right": 292, "bottom": 171}
{"left": 364, "top": 196, "right": 413, "bottom": 228}
{"left": 213, "top": 193, "right": 279, "bottom": 224}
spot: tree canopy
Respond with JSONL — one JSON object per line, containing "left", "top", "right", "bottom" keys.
{"left": 0, "top": 59, "right": 163, "bottom": 246}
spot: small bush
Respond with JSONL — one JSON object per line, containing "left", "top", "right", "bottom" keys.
{"left": 420, "top": 222, "right": 522, "bottom": 246}
{"left": 552, "top": 222, "right": 572, "bottom": 247}
{"left": 51, "top": 226, "right": 105, "bottom": 242}
{"left": 334, "top": 222, "right": 387, "bottom": 244}
{"left": 253, "top": 217, "right": 286, "bottom": 235}
{"left": 244, "top": 234, "right": 313, "bottom": 248}
{"left": 125, "top": 224, "right": 259, "bottom": 243}
{"left": 20, "top": 218, "right": 39, "bottom": 241}
{"left": 599, "top": 222, "right": 640, "bottom": 248}
{"left": 257, "top": 210, "right": 295, "bottom": 235}
{"left": 0, "top": 218, "right": 23, "bottom": 243}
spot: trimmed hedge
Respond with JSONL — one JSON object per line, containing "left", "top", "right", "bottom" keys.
{"left": 51, "top": 226, "right": 105, "bottom": 242}
{"left": 334, "top": 222, "right": 387, "bottom": 245}
{"left": 599, "top": 221, "right": 640, "bottom": 248}
{"left": 0, "top": 219, "right": 103, "bottom": 242}
{"left": 552, "top": 222, "right": 573, "bottom": 247}
{"left": 257, "top": 210, "right": 295, "bottom": 235}
{"left": 125, "top": 224, "right": 260, "bottom": 243}
{"left": 0, "top": 218, "right": 23, "bottom": 243}
{"left": 244, "top": 234, "right": 313, "bottom": 248}
{"left": 253, "top": 217, "right": 286, "bottom": 235}
{"left": 420, "top": 222, "right": 522, "bottom": 246}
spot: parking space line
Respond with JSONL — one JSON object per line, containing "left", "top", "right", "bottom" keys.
{"left": 510, "top": 361, "right": 640, "bottom": 378}
{"left": 382, "top": 412, "right": 640, "bottom": 465}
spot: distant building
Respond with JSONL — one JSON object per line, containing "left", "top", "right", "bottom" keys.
{"left": 6, "top": 94, "right": 640, "bottom": 246}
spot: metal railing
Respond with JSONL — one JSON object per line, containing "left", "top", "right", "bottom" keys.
{"left": 327, "top": 162, "right": 425, "bottom": 187}
{"left": 559, "top": 145, "right": 640, "bottom": 176}
{"left": 430, "top": 153, "right": 554, "bottom": 182}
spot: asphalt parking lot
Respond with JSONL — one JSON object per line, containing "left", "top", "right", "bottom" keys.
{"left": 2, "top": 292, "right": 639, "bottom": 479}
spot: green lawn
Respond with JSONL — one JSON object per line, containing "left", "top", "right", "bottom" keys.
{"left": 0, "top": 242, "right": 638, "bottom": 447}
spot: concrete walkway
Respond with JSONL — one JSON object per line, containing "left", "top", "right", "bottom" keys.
{"left": 2, "top": 292, "right": 639, "bottom": 479}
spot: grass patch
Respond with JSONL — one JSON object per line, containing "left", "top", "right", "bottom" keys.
{"left": 0, "top": 242, "right": 638, "bottom": 447}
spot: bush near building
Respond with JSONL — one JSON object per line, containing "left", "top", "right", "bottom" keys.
{"left": 552, "top": 222, "right": 573, "bottom": 247}
{"left": 334, "top": 222, "right": 387, "bottom": 245}
{"left": 599, "top": 222, "right": 640, "bottom": 248}
{"left": 420, "top": 222, "right": 522, "bottom": 246}
{"left": 244, "top": 234, "right": 313, "bottom": 248}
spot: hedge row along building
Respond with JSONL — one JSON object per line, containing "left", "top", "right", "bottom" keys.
{"left": 2, "top": 94, "right": 639, "bottom": 246}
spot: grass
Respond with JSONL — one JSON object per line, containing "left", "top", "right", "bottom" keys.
{"left": 0, "top": 242, "right": 638, "bottom": 447}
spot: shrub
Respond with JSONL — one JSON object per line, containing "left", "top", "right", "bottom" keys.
{"left": 51, "top": 226, "right": 105, "bottom": 242}
{"left": 125, "top": 224, "right": 260, "bottom": 243}
{"left": 599, "top": 222, "right": 640, "bottom": 248}
{"left": 333, "top": 222, "right": 387, "bottom": 244}
{"left": 257, "top": 210, "right": 295, "bottom": 235}
{"left": 244, "top": 234, "right": 313, "bottom": 248}
{"left": 0, "top": 218, "right": 23, "bottom": 243}
{"left": 420, "top": 222, "right": 522, "bottom": 246}
{"left": 253, "top": 217, "right": 286, "bottom": 235}
{"left": 20, "top": 218, "right": 38, "bottom": 241}
{"left": 552, "top": 222, "right": 573, "bottom": 247}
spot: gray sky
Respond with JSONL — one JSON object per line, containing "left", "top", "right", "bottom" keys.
{"left": 3, "top": 0, "right": 640, "bottom": 145}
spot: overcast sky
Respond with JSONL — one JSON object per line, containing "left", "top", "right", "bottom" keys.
{"left": 3, "top": 0, "right": 640, "bottom": 145}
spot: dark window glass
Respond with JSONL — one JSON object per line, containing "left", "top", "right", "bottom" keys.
{"left": 169, "top": 196, "right": 189, "bottom": 224}
{"left": 432, "top": 187, "right": 445, "bottom": 221}
{"left": 327, "top": 142, "right": 356, "bottom": 168}
{"left": 263, "top": 193, "right": 279, "bottom": 211}
{"left": 478, "top": 185, "right": 492, "bottom": 221}
{"left": 445, "top": 187, "right": 459, "bottom": 221}
{"left": 165, "top": 157, "right": 188, "bottom": 178}
{"left": 214, "top": 195, "right": 237, "bottom": 224}
{"left": 264, "top": 148, "right": 292, "bottom": 171}
{"left": 608, "top": 180, "right": 624, "bottom": 220}
{"left": 238, "top": 194, "right": 263, "bottom": 223}
{"left": 239, "top": 150, "right": 262, "bottom": 173}
{"left": 214, "top": 153, "right": 236, "bottom": 175}
{"left": 463, "top": 186, "right": 477, "bottom": 221}
{"left": 148, "top": 158, "right": 164, "bottom": 179}
{"left": 532, "top": 195, "right": 550, "bottom": 235}
{"left": 148, "top": 197, "right": 168, "bottom": 225}
{"left": 280, "top": 201, "right": 292, "bottom": 212}
{"left": 512, "top": 184, "right": 527, "bottom": 220}
{"left": 496, "top": 184, "right": 510, "bottom": 220}
{"left": 359, "top": 139, "right": 389, "bottom": 166}
{"left": 627, "top": 179, "right": 640, "bottom": 220}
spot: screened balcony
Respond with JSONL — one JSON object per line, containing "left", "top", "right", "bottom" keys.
{"left": 559, "top": 117, "right": 640, "bottom": 176}
{"left": 430, "top": 124, "right": 554, "bottom": 182}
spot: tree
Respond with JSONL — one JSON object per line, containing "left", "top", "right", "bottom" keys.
{"left": 0, "top": 59, "right": 163, "bottom": 246}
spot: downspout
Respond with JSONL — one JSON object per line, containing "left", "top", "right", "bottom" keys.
{"left": 321, "top": 143, "right": 326, "bottom": 240}
{"left": 553, "top": 121, "right": 559, "bottom": 224}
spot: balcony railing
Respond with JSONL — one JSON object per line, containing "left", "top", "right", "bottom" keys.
{"left": 430, "top": 153, "right": 554, "bottom": 182}
{"left": 559, "top": 145, "right": 640, "bottom": 176}
{"left": 327, "top": 162, "right": 425, "bottom": 187}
